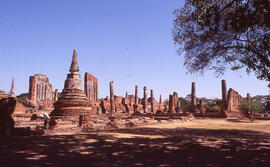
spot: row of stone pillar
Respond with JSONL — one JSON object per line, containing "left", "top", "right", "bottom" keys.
{"left": 109, "top": 80, "right": 251, "bottom": 114}
{"left": 109, "top": 82, "right": 161, "bottom": 113}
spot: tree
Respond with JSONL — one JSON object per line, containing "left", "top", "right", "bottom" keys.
{"left": 173, "top": 0, "right": 270, "bottom": 82}
{"left": 239, "top": 99, "right": 265, "bottom": 113}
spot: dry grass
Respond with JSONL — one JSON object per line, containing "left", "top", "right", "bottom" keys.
{"left": 143, "top": 119, "right": 270, "bottom": 134}
{"left": 1, "top": 118, "right": 270, "bottom": 167}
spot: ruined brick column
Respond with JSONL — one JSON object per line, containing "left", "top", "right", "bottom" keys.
{"left": 191, "top": 82, "right": 196, "bottom": 107}
{"left": 150, "top": 89, "right": 155, "bottom": 113}
{"left": 54, "top": 89, "right": 58, "bottom": 101}
{"left": 247, "top": 93, "right": 251, "bottom": 102}
{"left": 134, "top": 85, "right": 138, "bottom": 113}
{"left": 29, "top": 76, "right": 36, "bottom": 101}
{"left": 221, "top": 80, "right": 227, "bottom": 110}
{"left": 169, "top": 94, "right": 175, "bottom": 113}
{"left": 125, "top": 92, "right": 128, "bottom": 99}
{"left": 143, "top": 86, "right": 147, "bottom": 113}
{"left": 159, "top": 95, "right": 162, "bottom": 104}
{"left": 10, "top": 77, "right": 15, "bottom": 97}
{"left": 173, "top": 92, "right": 178, "bottom": 110}
{"left": 110, "top": 81, "right": 115, "bottom": 113}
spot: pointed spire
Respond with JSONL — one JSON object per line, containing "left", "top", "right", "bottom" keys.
{"left": 10, "top": 77, "right": 15, "bottom": 96}
{"left": 69, "top": 49, "right": 80, "bottom": 73}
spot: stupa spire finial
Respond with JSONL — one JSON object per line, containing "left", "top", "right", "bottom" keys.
{"left": 69, "top": 49, "right": 79, "bottom": 73}
{"left": 10, "top": 77, "right": 15, "bottom": 96}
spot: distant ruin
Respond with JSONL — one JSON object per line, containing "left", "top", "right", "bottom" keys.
{"left": 1, "top": 49, "right": 265, "bottom": 135}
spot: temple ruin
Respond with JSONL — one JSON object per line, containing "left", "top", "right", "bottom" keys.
{"left": 51, "top": 49, "right": 91, "bottom": 118}
{"left": 1, "top": 49, "right": 265, "bottom": 136}
{"left": 29, "top": 74, "right": 53, "bottom": 103}
{"left": 84, "top": 72, "right": 98, "bottom": 104}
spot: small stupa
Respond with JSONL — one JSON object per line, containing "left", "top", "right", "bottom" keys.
{"left": 51, "top": 49, "right": 91, "bottom": 117}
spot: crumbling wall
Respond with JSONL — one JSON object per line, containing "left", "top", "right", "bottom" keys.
{"left": 227, "top": 88, "right": 244, "bottom": 112}
{"left": 29, "top": 74, "right": 53, "bottom": 111}
{"left": 84, "top": 72, "right": 98, "bottom": 104}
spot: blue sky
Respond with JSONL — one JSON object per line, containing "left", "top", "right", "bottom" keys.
{"left": 0, "top": 0, "right": 269, "bottom": 99}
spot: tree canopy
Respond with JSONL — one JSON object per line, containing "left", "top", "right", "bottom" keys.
{"left": 173, "top": 0, "right": 270, "bottom": 82}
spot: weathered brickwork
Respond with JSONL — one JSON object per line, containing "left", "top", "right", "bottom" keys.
{"left": 227, "top": 88, "right": 244, "bottom": 112}
{"left": 29, "top": 74, "right": 53, "bottom": 103}
{"left": 84, "top": 72, "right": 98, "bottom": 103}
{"left": 51, "top": 50, "right": 91, "bottom": 118}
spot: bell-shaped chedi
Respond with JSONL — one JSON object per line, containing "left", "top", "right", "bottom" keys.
{"left": 51, "top": 49, "right": 91, "bottom": 117}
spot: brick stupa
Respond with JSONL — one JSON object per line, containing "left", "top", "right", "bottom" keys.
{"left": 51, "top": 50, "right": 91, "bottom": 117}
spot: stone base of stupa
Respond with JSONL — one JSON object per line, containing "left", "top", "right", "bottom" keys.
{"left": 51, "top": 89, "right": 93, "bottom": 119}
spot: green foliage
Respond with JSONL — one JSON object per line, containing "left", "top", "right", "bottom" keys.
{"left": 239, "top": 99, "right": 265, "bottom": 113}
{"left": 204, "top": 99, "right": 222, "bottom": 112}
{"left": 173, "top": 0, "right": 270, "bottom": 81}
{"left": 264, "top": 101, "right": 270, "bottom": 113}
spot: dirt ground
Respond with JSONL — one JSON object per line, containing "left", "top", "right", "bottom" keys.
{"left": 1, "top": 118, "right": 270, "bottom": 167}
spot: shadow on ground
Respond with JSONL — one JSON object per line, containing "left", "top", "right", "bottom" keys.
{"left": 1, "top": 127, "right": 270, "bottom": 167}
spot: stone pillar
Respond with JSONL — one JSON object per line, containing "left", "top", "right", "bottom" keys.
{"left": 221, "top": 80, "right": 227, "bottom": 110}
{"left": 29, "top": 76, "right": 35, "bottom": 101}
{"left": 191, "top": 82, "right": 196, "bottom": 107}
{"left": 159, "top": 95, "right": 162, "bottom": 104}
{"left": 150, "top": 89, "right": 155, "bottom": 113}
{"left": 134, "top": 85, "right": 138, "bottom": 113}
{"left": 135, "top": 85, "right": 138, "bottom": 105}
{"left": 169, "top": 94, "right": 175, "bottom": 113}
{"left": 110, "top": 81, "right": 115, "bottom": 113}
{"left": 173, "top": 92, "right": 178, "bottom": 109}
{"left": 227, "top": 88, "right": 233, "bottom": 111}
{"left": 143, "top": 86, "right": 147, "bottom": 113}
{"left": 125, "top": 92, "right": 128, "bottom": 98}
{"left": 54, "top": 89, "right": 59, "bottom": 101}
{"left": 247, "top": 93, "right": 251, "bottom": 102}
